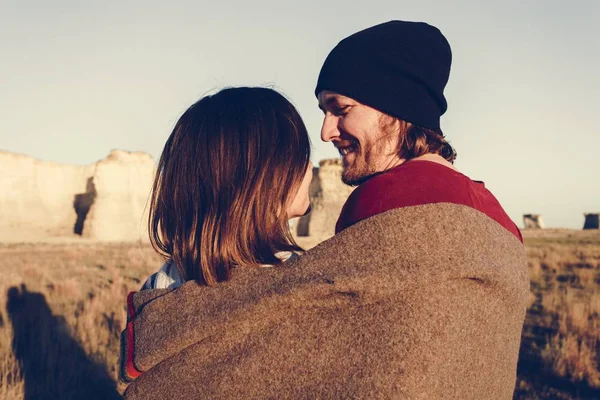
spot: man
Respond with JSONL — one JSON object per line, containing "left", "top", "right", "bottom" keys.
{"left": 120, "top": 21, "right": 529, "bottom": 400}
{"left": 315, "top": 20, "right": 522, "bottom": 242}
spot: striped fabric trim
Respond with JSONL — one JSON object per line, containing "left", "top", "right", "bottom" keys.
{"left": 125, "top": 291, "right": 143, "bottom": 380}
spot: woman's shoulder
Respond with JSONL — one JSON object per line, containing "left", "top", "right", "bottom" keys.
{"left": 276, "top": 251, "right": 300, "bottom": 262}
{"left": 141, "top": 253, "right": 300, "bottom": 290}
{"left": 259, "top": 251, "right": 301, "bottom": 268}
{"left": 141, "top": 260, "right": 186, "bottom": 290}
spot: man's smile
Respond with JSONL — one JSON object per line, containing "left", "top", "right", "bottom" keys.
{"left": 336, "top": 140, "right": 359, "bottom": 156}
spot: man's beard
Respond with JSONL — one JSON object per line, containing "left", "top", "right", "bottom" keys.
{"left": 339, "top": 118, "right": 401, "bottom": 186}
{"left": 341, "top": 138, "right": 381, "bottom": 186}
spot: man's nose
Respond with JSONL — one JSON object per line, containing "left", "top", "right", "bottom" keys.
{"left": 320, "top": 114, "right": 340, "bottom": 143}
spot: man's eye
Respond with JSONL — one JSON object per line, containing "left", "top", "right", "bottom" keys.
{"left": 334, "top": 106, "right": 351, "bottom": 115}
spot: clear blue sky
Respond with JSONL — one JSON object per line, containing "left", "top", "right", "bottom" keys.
{"left": 1, "top": 0, "right": 598, "bottom": 228}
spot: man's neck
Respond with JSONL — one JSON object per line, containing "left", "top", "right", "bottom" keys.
{"left": 406, "top": 153, "right": 457, "bottom": 171}
{"left": 372, "top": 153, "right": 457, "bottom": 181}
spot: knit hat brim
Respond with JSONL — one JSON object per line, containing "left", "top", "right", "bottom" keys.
{"left": 315, "top": 64, "right": 445, "bottom": 133}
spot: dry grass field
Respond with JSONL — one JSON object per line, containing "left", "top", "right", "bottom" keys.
{"left": 515, "top": 230, "right": 600, "bottom": 399}
{"left": 0, "top": 242, "right": 162, "bottom": 399}
{"left": 0, "top": 230, "right": 598, "bottom": 399}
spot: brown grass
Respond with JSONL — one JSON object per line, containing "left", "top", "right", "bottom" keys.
{"left": 0, "top": 242, "right": 162, "bottom": 399}
{"left": 515, "top": 229, "right": 600, "bottom": 399}
{"left": 0, "top": 230, "right": 598, "bottom": 399}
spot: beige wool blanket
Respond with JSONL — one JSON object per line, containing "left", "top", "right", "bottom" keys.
{"left": 120, "top": 203, "right": 529, "bottom": 399}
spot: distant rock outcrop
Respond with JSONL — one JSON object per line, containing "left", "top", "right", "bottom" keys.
{"left": 583, "top": 213, "right": 599, "bottom": 230}
{"left": 82, "top": 151, "right": 155, "bottom": 241}
{"left": 523, "top": 214, "right": 544, "bottom": 230}
{"left": 295, "top": 159, "right": 354, "bottom": 241}
{"left": 0, "top": 150, "right": 155, "bottom": 242}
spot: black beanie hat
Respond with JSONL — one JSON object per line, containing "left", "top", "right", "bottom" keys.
{"left": 315, "top": 20, "right": 452, "bottom": 133}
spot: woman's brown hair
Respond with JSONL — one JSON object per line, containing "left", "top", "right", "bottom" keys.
{"left": 149, "top": 87, "right": 311, "bottom": 286}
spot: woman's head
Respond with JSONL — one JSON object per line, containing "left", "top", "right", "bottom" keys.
{"left": 149, "top": 87, "right": 312, "bottom": 286}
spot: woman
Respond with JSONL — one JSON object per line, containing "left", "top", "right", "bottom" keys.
{"left": 120, "top": 87, "right": 312, "bottom": 386}
{"left": 142, "top": 86, "right": 313, "bottom": 290}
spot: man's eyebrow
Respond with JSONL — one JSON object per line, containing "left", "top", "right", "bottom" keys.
{"left": 319, "top": 96, "right": 342, "bottom": 110}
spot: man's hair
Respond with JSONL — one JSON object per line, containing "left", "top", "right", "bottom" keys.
{"left": 148, "top": 87, "right": 311, "bottom": 286}
{"left": 380, "top": 116, "right": 457, "bottom": 164}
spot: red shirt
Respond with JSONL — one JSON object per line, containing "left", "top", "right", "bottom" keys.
{"left": 336, "top": 160, "right": 523, "bottom": 242}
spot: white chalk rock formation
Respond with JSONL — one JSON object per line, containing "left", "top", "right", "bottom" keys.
{"left": 0, "top": 150, "right": 155, "bottom": 242}
{"left": 83, "top": 150, "right": 155, "bottom": 241}
{"left": 523, "top": 214, "right": 544, "bottom": 230}
{"left": 296, "top": 159, "right": 354, "bottom": 241}
{"left": 0, "top": 151, "right": 95, "bottom": 239}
